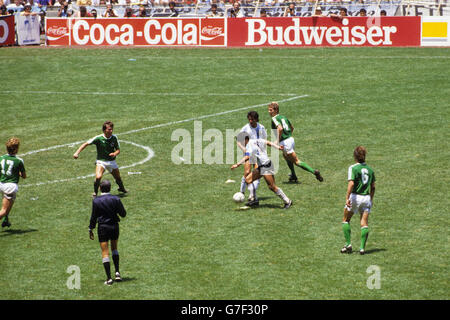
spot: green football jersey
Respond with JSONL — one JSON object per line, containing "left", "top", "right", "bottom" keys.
{"left": 348, "top": 163, "right": 376, "bottom": 195}
{"left": 0, "top": 154, "right": 26, "bottom": 184}
{"left": 271, "top": 114, "right": 293, "bottom": 141}
{"left": 88, "top": 134, "right": 120, "bottom": 161}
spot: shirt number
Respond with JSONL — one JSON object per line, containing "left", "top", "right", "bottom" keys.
{"left": 0, "top": 159, "right": 14, "bottom": 176}
{"left": 361, "top": 168, "right": 369, "bottom": 185}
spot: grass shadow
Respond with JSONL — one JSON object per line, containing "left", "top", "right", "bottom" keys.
{"left": 364, "top": 248, "right": 387, "bottom": 255}
{"left": 0, "top": 228, "right": 38, "bottom": 237}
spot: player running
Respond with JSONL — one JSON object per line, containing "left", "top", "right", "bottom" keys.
{"left": 73, "top": 121, "right": 127, "bottom": 197}
{"left": 236, "top": 111, "right": 267, "bottom": 205}
{"left": 341, "top": 146, "right": 376, "bottom": 255}
{"left": 0, "top": 137, "right": 27, "bottom": 228}
{"left": 231, "top": 136, "right": 292, "bottom": 209}
{"left": 268, "top": 102, "right": 323, "bottom": 183}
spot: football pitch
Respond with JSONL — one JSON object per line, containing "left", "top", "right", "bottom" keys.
{"left": 0, "top": 46, "right": 449, "bottom": 300}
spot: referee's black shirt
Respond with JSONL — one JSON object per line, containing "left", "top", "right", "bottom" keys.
{"left": 89, "top": 193, "right": 126, "bottom": 230}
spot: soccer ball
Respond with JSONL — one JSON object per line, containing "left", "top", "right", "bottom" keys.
{"left": 233, "top": 192, "right": 245, "bottom": 203}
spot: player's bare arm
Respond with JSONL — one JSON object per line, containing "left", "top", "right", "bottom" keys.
{"left": 277, "top": 125, "right": 283, "bottom": 143}
{"left": 109, "top": 149, "right": 120, "bottom": 158}
{"left": 73, "top": 142, "right": 89, "bottom": 159}
{"left": 265, "top": 140, "right": 283, "bottom": 150}
{"left": 370, "top": 182, "right": 376, "bottom": 203}
{"left": 231, "top": 155, "right": 250, "bottom": 170}
{"left": 345, "top": 180, "right": 354, "bottom": 207}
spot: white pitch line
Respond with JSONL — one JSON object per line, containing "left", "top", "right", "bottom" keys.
{"left": 18, "top": 94, "right": 308, "bottom": 156}
{"left": 119, "top": 94, "right": 308, "bottom": 136}
{"left": 1, "top": 91, "right": 299, "bottom": 96}
{"left": 18, "top": 94, "right": 308, "bottom": 187}
{"left": 21, "top": 140, "right": 154, "bottom": 188}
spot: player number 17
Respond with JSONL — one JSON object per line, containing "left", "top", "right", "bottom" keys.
{"left": 0, "top": 159, "right": 14, "bottom": 176}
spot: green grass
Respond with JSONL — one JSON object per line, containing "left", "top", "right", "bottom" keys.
{"left": 0, "top": 47, "right": 449, "bottom": 299}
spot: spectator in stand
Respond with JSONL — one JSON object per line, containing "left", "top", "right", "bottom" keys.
{"left": 75, "top": 5, "right": 92, "bottom": 17}
{"left": 284, "top": 2, "right": 296, "bottom": 17}
{"left": 312, "top": 6, "right": 324, "bottom": 17}
{"left": 259, "top": 8, "right": 268, "bottom": 17}
{"left": 359, "top": 8, "right": 366, "bottom": 16}
{"left": 6, "top": 0, "right": 24, "bottom": 13}
{"left": 36, "top": 0, "right": 51, "bottom": 12}
{"left": 380, "top": 9, "right": 386, "bottom": 16}
{"left": 124, "top": 6, "right": 135, "bottom": 17}
{"left": 91, "top": 8, "right": 98, "bottom": 18}
{"left": 103, "top": 3, "right": 118, "bottom": 17}
{"left": 330, "top": 7, "right": 347, "bottom": 19}
{"left": 207, "top": 3, "right": 222, "bottom": 17}
{"left": 20, "top": 3, "right": 37, "bottom": 14}
{"left": 57, "top": 0, "right": 73, "bottom": 17}
{"left": 230, "top": 1, "right": 243, "bottom": 17}
{"left": 168, "top": 1, "right": 178, "bottom": 17}
{"left": 0, "top": 4, "right": 8, "bottom": 15}
{"left": 77, "top": 0, "right": 92, "bottom": 5}
{"left": 138, "top": 5, "right": 147, "bottom": 16}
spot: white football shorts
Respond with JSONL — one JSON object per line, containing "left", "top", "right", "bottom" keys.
{"left": 280, "top": 137, "right": 295, "bottom": 155}
{"left": 0, "top": 182, "right": 18, "bottom": 200}
{"left": 96, "top": 160, "right": 119, "bottom": 173}
{"left": 345, "top": 193, "right": 372, "bottom": 214}
{"left": 257, "top": 161, "right": 275, "bottom": 176}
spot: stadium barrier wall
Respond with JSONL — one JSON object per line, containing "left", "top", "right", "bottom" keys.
{"left": 0, "top": 15, "right": 15, "bottom": 47}
{"left": 46, "top": 16, "right": 423, "bottom": 47}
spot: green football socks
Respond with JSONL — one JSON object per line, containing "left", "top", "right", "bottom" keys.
{"left": 361, "top": 227, "right": 369, "bottom": 250}
{"left": 342, "top": 222, "right": 351, "bottom": 246}
{"left": 297, "top": 161, "right": 315, "bottom": 174}
{"left": 286, "top": 160, "right": 296, "bottom": 177}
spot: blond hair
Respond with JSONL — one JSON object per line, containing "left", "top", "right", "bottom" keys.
{"left": 6, "top": 137, "right": 20, "bottom": 155}
{"left": 268, "top": 101, "right": 279, "bottom": 113}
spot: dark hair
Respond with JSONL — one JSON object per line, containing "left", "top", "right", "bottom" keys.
{"left": 0, "top": 5, "right": 7, "bottom": 13}
{"left": 353, "top": 146, "right": 367, "bottom": 163}
{"left": 100, "top": 180, "right": 111, "bottom": 193}
{"left": 211, "top": 4, "right": 217, "bottom": 9}
{"left": 102, "top": 121, "right": 114, "bottom": 131}
{"left": 360, "top": 8, "right": 367, "bottom": 13}
{"left": 340, "top": 7, "right": 347, "bottom": 14}
{"left": 247, "top": 111, "right": 259, "bottom": 122}
{"left": 380, "top": 10, "right": 386, "bottom": 15}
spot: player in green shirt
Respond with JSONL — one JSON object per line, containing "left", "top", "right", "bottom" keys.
{"left": 73, "top": 121, "right": 127, "bottom": 197}
{"left": 341, "top": 146, "right": 376, "bottom": 255}
{"left": 0, "top": 137, "right": 27, "bottom": 228}
{"left": 268, "top": 102, "right": 323, "bottom": 183}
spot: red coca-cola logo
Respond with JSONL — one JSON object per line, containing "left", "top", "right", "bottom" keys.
{"left": 48, "top": 26, "right": 68, "bottom": 36}
{"left": 201, "top": 26, "right": 223, "bottom": 36}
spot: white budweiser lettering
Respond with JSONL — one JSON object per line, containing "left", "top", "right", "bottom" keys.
{"left": 202, "top": 26, "right": 223, "bottom": 36}
{"left": 48, "top": 26, "right": 68, "bottom": 36}
{"left": 245, "top": 18, "right": 397, "bottom": 46}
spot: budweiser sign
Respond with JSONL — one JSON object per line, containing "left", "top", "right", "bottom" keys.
{"left": 227, "top": 17, "right": 421, "bottom": 47}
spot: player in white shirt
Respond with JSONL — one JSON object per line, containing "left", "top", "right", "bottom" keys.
{"left": 232, "top": 136, "right": 292, "bottom": 209}
{"left": 236, "top": 111, "right": 267, "bottom": 204}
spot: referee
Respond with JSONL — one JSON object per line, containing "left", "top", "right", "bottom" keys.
{"left": 89, "top": 180, "right": 127, "bottom": 285}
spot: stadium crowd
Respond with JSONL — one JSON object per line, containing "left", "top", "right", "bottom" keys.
{"left": 0, "top": 0, "right": 391, "bottom": 18}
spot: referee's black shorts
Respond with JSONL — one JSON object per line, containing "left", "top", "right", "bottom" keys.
{"left": 97, "top": 223, "right": 119, "bottom": 243}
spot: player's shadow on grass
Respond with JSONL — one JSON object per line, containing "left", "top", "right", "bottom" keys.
{"left": 0, "top": 229, "right": 38, "bottom": 237}
{"left": 363, "top": 248, "right": 387, "bottom": 255}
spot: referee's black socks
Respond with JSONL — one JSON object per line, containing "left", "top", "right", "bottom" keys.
{"left": 102, "top": 257, "right": 112, "bottom": 280}
{"left": 112, "top": 250, "right": 120, "bottom": 273}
